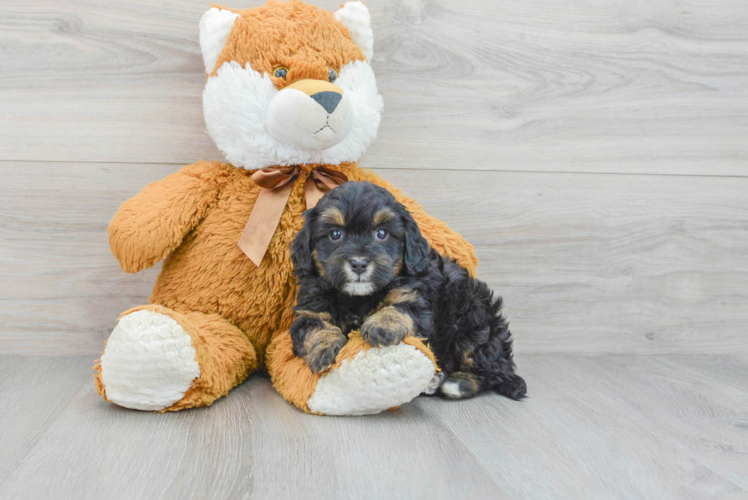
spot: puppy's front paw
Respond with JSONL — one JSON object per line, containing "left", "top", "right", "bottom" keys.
{"left": 361, "top": 306, "right": 412, "bottom": 347}
{"left": 303, "top": 327, "right": 347, "bottom": 374}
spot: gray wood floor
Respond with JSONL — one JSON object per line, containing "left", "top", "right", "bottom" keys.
{"left": 1, "top": 0, "right": 747, "bottom": 498}
{"left": 1, "top": 355, "right": 747, "bottom": 500}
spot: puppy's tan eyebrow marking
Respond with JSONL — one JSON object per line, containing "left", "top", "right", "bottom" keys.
{"left": 320, "top": 207, "right": 346, "bottom": 226}
{"left": 373, "top": 208, "right": 396, "bottom": 226}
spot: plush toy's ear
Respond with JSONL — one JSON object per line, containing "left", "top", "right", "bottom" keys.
{"left": 199, "top": 7, "right": 240, "bottom": 74}
{"left": 291, "top": 209, "right": 318, "bottom": 277}
{"left": 400, "top": 208, "right": 431, "bottom": 276}
{"left": 334, "top": 2, "right": 374, "bottom": 61}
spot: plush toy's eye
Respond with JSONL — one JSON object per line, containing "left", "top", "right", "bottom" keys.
{"left": 330, "top": 229, "right": 343, "bottom": 241}
{"left": 376, "top": 228, "right": 388, "bottom": 240}
{"left": 328, "top": 68, "right": 338, "bottom": 83}
{"left": 273, "top": 67, "right": 288, "bottom": 79}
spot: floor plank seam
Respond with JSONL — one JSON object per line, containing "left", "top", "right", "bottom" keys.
{"left": 2, "top": 159, "right": 748, "bottom": 180}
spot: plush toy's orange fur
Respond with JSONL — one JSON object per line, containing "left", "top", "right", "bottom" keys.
{"left": 213, "top": 1, "right": 365, "bottom": 81}
{"left": 95, "top": 161, "right": 476, "bottom": 410}
{"left": 94, "top": 1, "right": 478, "bottom": 411}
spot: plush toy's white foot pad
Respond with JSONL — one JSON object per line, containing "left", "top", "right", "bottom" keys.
{"left": 307, "top": 343, "right": 435, "bottom": 416}
{"left": 100, "top": 310, "right": 200, "bottom": 411}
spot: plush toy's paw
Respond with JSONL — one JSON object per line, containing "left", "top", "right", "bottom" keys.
{"left": 360, "top": 306, "right": 410, "bottom": 347}
{"left": 307, "top": 342, "right": 436, "bottom": 415}
{"left": 268, "top": 332, "right": 438, "bottom": 416}
{"left": 98, "top": 309, "right": 200, "bottom": 411}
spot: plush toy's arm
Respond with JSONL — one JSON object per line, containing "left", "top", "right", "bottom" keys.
{"left": 353, "top": 169, "right": 479, "bottom": 276}
{"left": 109, "top": 161, "right": 228, "bottom": 273}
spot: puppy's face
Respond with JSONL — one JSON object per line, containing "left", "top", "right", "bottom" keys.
{"left": 310, "top": 187, "right": 406, "bottom": 296}
{"left": 292, "top": 182, "right": 431, "bottom": 296}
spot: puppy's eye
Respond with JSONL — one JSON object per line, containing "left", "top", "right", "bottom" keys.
{"left": 328, "top": 68, "right": 338, "bottom": 83}
{"left": 330, "top": 229, "right": 343, "bottom": 241}
{"left": 376, "top": 228, "right": 388, "bottom": 240}
{"left": 273, "top": 67, "right": 288, "bottom": 79}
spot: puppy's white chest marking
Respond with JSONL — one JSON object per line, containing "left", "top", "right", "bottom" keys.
{"left": 343, "top": 282, "right": 376, "bottom": 296}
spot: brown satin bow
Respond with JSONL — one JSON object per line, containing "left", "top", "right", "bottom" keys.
{"left": 237, "top": 165, "right": 348, "bottom": 266}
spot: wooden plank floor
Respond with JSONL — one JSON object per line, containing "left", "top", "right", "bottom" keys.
{"left": 1, "top": 355, "right": 746, "bottom": 500}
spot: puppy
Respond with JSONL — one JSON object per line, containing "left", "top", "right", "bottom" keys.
{"left": 290, "top": 181, "right": 526, "bottom": 400}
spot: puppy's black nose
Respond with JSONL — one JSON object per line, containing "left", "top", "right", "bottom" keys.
{"left": 349, "top": 258, "right": 369, "bottom": 275}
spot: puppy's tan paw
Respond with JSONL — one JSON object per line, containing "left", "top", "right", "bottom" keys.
{"left": 303, "top": 326, "right": 347, "bottom": 374}
{"left": 361, "top": 306, "right": 412, "bottom": 347}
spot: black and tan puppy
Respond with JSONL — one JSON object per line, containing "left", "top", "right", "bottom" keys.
{"left": 290, "top": 181, "right": 526, "bottom": 400}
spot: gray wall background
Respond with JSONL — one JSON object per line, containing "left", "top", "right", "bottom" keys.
{"left": 1, "top": 0, "right": 746, "bottom": 357}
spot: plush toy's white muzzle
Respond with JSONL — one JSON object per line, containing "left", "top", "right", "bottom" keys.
{"left": 266, "top": 79, "right": 353, "bottom": 151}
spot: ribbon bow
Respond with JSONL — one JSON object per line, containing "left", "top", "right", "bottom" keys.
{"left": 237, "top": 165, "right": 348, "bottom": 266}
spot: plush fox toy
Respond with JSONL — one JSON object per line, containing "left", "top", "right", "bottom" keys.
{"left": 94, "top": 0, "right": 477, "bottom": 415}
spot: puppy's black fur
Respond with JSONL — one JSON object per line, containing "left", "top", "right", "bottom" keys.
{"left": 290, "top": 181, "right": 526, "bottom": 400}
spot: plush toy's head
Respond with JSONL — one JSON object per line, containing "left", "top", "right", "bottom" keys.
{"left": 200, "top": 0, "right": 383, "bottom": 170}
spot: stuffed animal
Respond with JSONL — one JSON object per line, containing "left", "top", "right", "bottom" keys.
{"left": 94, "top": 0, "right": 478, "bottom": 415}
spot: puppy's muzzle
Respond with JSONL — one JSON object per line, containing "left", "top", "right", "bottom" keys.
{"left": 349, "top": 258, "right": 369, "bottom": 276}
{"left": 266, "top": 79, "right": 353, "bottom": 151}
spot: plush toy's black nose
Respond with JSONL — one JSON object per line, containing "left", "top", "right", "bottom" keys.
{"left": 349, "top": 258, "right": 369, "bottom": 275}
{"left": 311, "top": 91, "right": 342, "bottom": 114}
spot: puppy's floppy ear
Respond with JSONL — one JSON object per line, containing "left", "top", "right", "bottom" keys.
{"left": 400, "top": 208, "right": 430, "bottom": 276}
{"left": 291, "top": 208, "right": 317, "bottom": 276}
